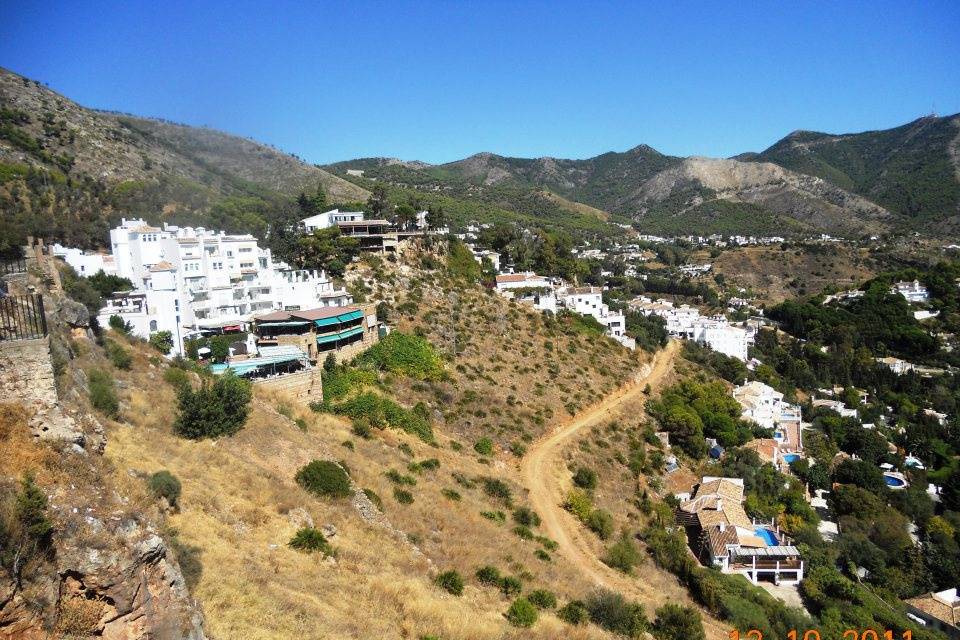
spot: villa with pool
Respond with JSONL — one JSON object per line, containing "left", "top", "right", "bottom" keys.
{"left": 676, "top": 477, "right": 804, "bottom": 585}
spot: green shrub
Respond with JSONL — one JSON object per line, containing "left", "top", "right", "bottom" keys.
{"left": 441, "top": 488, "right": 461, "bottom": 501}
{"left": 474, "top": 437, "right": 494, "bottom": 456}
{"left": 512, "top": 506, "right": 541, "bottom": 528}
{"left": 573, "top": 466, "right": 598, "bottom": 490}
{"left": 173, "top": 372, "right": 251, "bottom": 439}
{"left": 357, "top": 332, "right": 444, "bottom": 380}
{"left": 604, "top": 533, "right": 643, "bottom": 574}
{"left": 558, "top": 600, "right": 590, "bottom": 625}
{"left": 394, "top": 488, "right": 414, "bottom": 504}
{"left": 534, "top": 549, "right": 551, "bottom": 561}
{"left": 435, "top": 570, "right": 464, "bottom": 596}
{"left": 512, "top": 525, "right": 534, "bottom": 540}
{"left": 527, "top": 589, "right": 557, "bottom": 610}
{"left": 564, "top": 489, "right": 593, "bottom": 520}
{"left": 585, "top": 589, "right": 648, "bottom": 638}
{"left": 288, "top": 527, "right": 334, "bottom": 556}
{"left": 651, "top": 603, "right": 705, "bottom": 640}
{"left": 385, "top": 469, "right": 417, "bottom": 485}
{"left": 88, "top": 368, "right": 119, "bottom": 418}
{"left": 362, "top": 488, "right": 383, "bottom": 509}
{"left": 148, "top": 470, "right": 181, "bottom": 507}
{"left": 505, "top": 597, "right": 538, "bottom": 628}
{"left": 295, "top": 460, "right": 352, "bottom": 499}
{"left": 587, "top": 509, "right": 615, "bottom": 540}
{"left": 475, "top": 565, "right": 501, "bottom": 586}
{"left": 499, "top": 575, "right": 522, "bottom": 597}
{"left": 334, "top": 392, "right": 434, "bottom": 442}
{"left": 481, "top": 478, "right": 512, "bottom": 503}
{"left": 108, "top": 314, "right": 132, "bottom": 334}
{"left": 149, "top": 331, "right": 174, "bottom": 354}
{"left": 104, "top": 338, "right": 132, "bottom": 370}
{"left": 480, "top": 510, "right": 505, "bottom": 523}
{"left": 163, "top": 367, "right": 190, "bottom": 391}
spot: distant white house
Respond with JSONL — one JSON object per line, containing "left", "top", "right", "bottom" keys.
{"left": 876, "top": 356, "right": 916, "bottom": 375}
{"left": 811, "top": 398, "right": 858, "bottom": 419}
{"left": 302, "top": 208, "right": 365, "bottom": 233}
{"left": 892, "top": 280, "right": 929, "bottom": 304}
{"left": 52, "top": 245, "right": 118, "bottom": 277}
{"left": 469, "top": 246, "right": 501, "bottom": 272}
{"left": 557, "top": 285, "right": 634, "bottom": 349}
{"left": 495, "top": 272, "right": 557, "bottom": 313}
{"left": 631, "top": 297, "right": 748, "bottom": 361}
{"left": 733, "top": 380, "right": 803, "bottom": 451}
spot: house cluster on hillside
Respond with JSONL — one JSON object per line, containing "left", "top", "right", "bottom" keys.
{"left": 905, "top": 587, "right": 960, "bottom": 639}
{"left": 301, "top": 207, "right": 438, "bottom": 252}
{"left": 629, "top": 296, "right": 749, "bottom": 361}
{"left": 55, "top": 218, "right": 356, "bottom": 356}
{"left": 732, "top": 380, "right": 803, "bottom": 463}
{"left": 494, "top": 273, "right": 635, "bottom": 349}
{"left": 675, "top": 476, "right": 804, "bottom": 585}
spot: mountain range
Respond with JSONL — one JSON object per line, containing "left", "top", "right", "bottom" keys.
{"left": 2, "top": 64, "right": 959, "bottom": 247}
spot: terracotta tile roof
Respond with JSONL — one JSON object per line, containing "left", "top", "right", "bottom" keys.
{"left": 742, "top": 438, "right": 779, "bottom": 464}
{"left": 695, "top": 478, "right": 745, "bottom": 502}
{"left": 905, "top": 591, "right": 960, "bottom": 629}
{"left": 496, "top": 273, "right": 545, "bottom": 284}
{"left": 148, "top": 261, "right": 175, "bottom": 272}
{"left": 706, "top": 527, "right": 739, "bottom": 556}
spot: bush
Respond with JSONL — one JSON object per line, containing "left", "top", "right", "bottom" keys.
{"left": 651, "top": 603, "right": 705, "bottom": 640}
{"left": 481, "top": 477, "right": 512, "bottom": 503}
{"left": 527, "top": 589, "right": 557, "bottom": 610}
{"left": 564, "top": 489, "right": 593, "bottom": 520}
{"left": 512, "top": 506, "right": 541, "bottom": 528}
{"left": 108, "top": 314, "right": 132, "bottom": 334}
{"left": 356, "top": 331, "right": 444, "bottom": 380}
{"left": 147, "top": 470, "right": 181, "bottom": 507}
{"left": 505, "top": 597, "right": 538, "bottom": 628}
{"left": 295, "top": 460, "right": 352, "bottom": 499}
{"left": 362, "top": 488, "right": 383, "bottom": 510}
{"left": 435, "top": 570, "right": 464, "bottom": 596}
{"left": 604, "top": 533, "right": 644, "bottom": 574}
{"left": 104, "top": 338, "right": 132, "bottom": 370}
{"left": 475, "top": 565, "right": 501, "bottom": 586}
{"left": 558, "top": 600, "right": 590, "bottom": 625}
{"left": 88, "top": 368, "right": 119, "bottom": 418}
{"left": 585, "top": 589, "right": 648, "bottom": 638}
{"left": 288, "top": 527, "right": 334, "bottom": 555}
{"left": 173, "top": 372, "right": 251, "bottom": 439}
{"left": 513, "top": 525, "right": 534, "bottom": 540}
{"left": 573, "top": 466, "right": 598, "bottom": 490}
{"left": 587, "top": 509, "right": 615, "bottom": 540}
{"left": 162, "top": 367, "right": 190, "bottom": 391}
{"left": 474, "top": 437, "right": 494, "bottom": 456}
{"left": 499, "top": 575, "right": 522, "bottom": 597}
{"left": 149, "top": 330, "right": 174, "bottom": 354}
{"left": 441, "top": 488, "right": 461, "bottom": 501}
{"left": 394, "top": 488, "right": 414, "bottom": 504}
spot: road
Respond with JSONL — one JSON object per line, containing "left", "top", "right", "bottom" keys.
{"left": 519, "top": 340, "right": 728, "bottom": 639}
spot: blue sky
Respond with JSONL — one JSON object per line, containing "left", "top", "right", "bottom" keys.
{"left": 2, "top": 1, "right": 959, "bottom": 164}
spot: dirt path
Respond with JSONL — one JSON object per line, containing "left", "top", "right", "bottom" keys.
{"left": 519, "top": 340, "right": 728, "bottom": 640}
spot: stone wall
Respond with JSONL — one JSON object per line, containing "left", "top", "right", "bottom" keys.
{"left": 254, "top": 367, "right": 323, "bottom": 402}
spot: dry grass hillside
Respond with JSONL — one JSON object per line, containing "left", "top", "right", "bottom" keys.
{"left": 0, "top": 67, "right": 365, "bottom": 202}
{"left": 711, "top": 243, "right": 878, "bottom": 303}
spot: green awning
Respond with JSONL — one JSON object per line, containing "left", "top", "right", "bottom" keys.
{"left": 210, "top": 351, "right": 304, "bottom": 376}
{"left": 316, "top": 325, "right": 365, "bottom": 345}
{"left": 314, "top": 309, "right": 364, "bottom": 328}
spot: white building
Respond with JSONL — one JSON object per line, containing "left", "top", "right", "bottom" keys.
{"left": 876, "top": 356, "right": 916, "bottom": 375}
{"left": 632, "top": 297, "right": 748, "bottom": 361}
{"left": 302, "top": 208, "right": 365, "bottom": 233}
{"left": 892, "top": 280, "right": 929, "bottom": 304}
{"left": 558, "top": 286, "right": 635, "bottom": 349}
{"left": 495, "top": 272, "right": 557, "bottom": 313}
{"left": 733, "top": 380, "right": 803, "bottom": 451}
{"left": 469, "top": 246, "right": 501, "bottom": 272}
{"left": 811, "top": 398, "right": 858, "bottom": 419}
{"left": 63, "top": 218, "right": 352, "bottom": 356}
{"left": 52, "top": 245, "right": 118, "bottom": 277}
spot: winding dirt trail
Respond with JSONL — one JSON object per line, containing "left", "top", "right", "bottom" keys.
{"left": 519, "top": 340, "right": 728, "bottom": 639}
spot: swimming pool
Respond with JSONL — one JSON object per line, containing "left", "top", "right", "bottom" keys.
{"left": 755, "top": 527, "right": 779, "bottom": 545}
{"left": 884, "top": 474, "right": 906, "bottom": 488}
{"left": 783, "top": 453, "right": 801, "bottom": 464}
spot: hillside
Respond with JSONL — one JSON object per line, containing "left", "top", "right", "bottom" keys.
{"left": 747, "top": 114, "right": 960, "bottom": 230}
{"left": 328, "top": 145, "right": 900, "bottom": 238}
{"left": 0, "top": 67, "right": 367, "bottom": 248}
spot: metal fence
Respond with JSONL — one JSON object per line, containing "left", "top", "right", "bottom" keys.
{"left": 0, "top": 257, "right": 28, "bottom": 276}
{"left": 0, "top": 294, "right": 48, "bottom": 341}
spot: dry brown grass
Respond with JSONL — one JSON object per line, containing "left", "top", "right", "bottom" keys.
{"left": 0, "top": 403, "right": 54, "bottom": 482}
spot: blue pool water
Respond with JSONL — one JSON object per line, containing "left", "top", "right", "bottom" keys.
{"left": 884, "top": 475, "right": 906, "bottom": 487}
{"left": 783, "top": 453, "right": 801, "bottom": 464}
{"left": 755, "top": 528, "right": 779, "bottom": 545}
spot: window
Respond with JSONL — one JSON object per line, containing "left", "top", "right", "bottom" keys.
{"left": 149, "top": 320, "right": 158, "bottom": 331}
